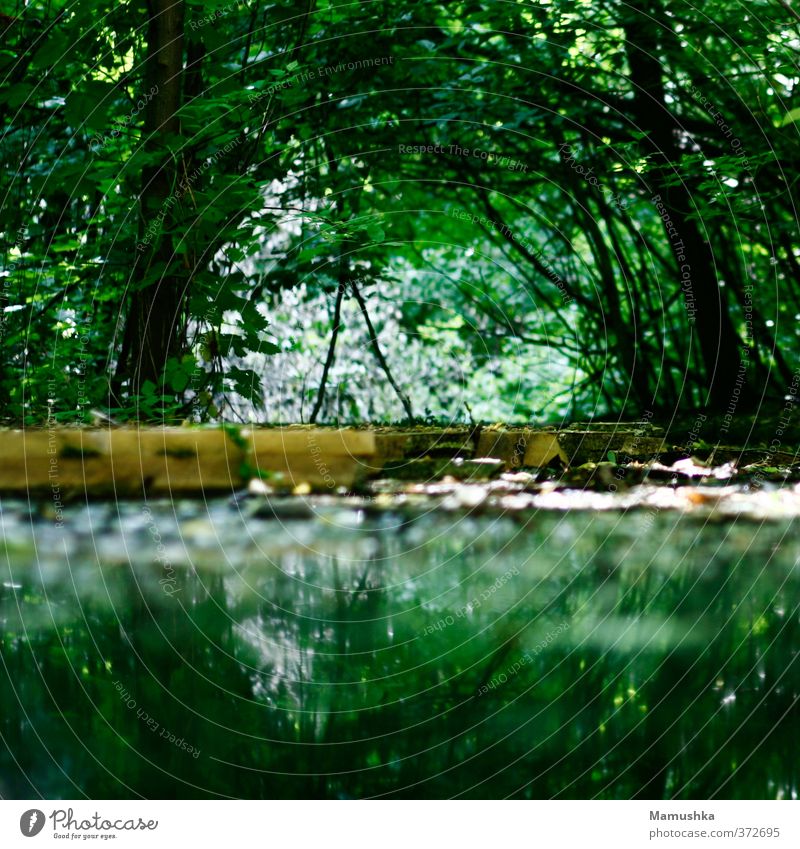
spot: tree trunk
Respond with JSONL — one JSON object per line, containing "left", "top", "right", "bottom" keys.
{"left": 623, "top": 0, "right": 753, "bottom": 413}
{"left": 116, "top": 0, "right": 185, "bottom": 402}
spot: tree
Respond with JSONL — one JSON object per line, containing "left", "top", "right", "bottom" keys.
{"left": 1, "top": 0, "right": 798, "bottom": 422}
{"left": 115, "top": 0, "right": 187, "bottom": 401}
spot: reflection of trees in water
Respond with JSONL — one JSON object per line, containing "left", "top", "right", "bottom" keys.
{"left": 1, "top": 517, "right": 798, "bottom": 798}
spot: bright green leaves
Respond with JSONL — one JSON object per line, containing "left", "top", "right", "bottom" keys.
{"left": 780, "top": 107, "right": 800, "bottom": 127}
{"left": 364, "top": 221, "right": 386, "bottom": 244}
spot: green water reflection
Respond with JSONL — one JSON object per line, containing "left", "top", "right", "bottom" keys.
{"left": 1, "top": 501, "right": 798, "bottom": 798}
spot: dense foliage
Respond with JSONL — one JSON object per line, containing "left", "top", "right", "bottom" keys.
{"left": 2, "top": 0, "right": 799, "bottom": 422}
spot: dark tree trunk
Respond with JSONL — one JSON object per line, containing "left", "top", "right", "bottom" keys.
{"left": 116, "top": 0, "right": 186, "bottom": 402}
{"left": 623, "top": 0, "right": 753, "bottom": 413}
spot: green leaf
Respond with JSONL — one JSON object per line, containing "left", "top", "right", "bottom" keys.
{"left": 780, "top": 107, "right": 800, "bottom": 127}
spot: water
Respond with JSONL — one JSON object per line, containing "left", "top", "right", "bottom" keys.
{"left": 1, "top": 498, "right": 798, "bottom": 798}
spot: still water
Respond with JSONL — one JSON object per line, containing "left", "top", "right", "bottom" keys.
{"left": 1, "top": 498, "right": 798, "bottom": 798}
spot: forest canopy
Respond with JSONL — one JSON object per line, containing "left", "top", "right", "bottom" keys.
{"left": 2, "top": 0, "right": 799, "bottom": 424}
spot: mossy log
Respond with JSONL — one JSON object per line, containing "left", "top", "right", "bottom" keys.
{"left": 0, "top": 422, "right": 676, "bottom": 496}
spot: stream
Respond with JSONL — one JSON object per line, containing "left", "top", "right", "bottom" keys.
{"left": 1, "top": 497, "right": 798, "bottom": 798}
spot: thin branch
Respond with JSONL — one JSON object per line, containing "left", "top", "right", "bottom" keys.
{"left": 309, "top": 280, "right": 345, "bottom": 424}
{"left": 349, "top": 278, "right": 414, "bottom": 422}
